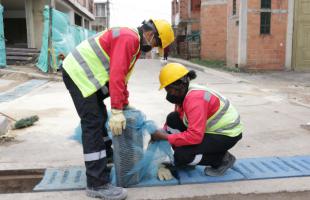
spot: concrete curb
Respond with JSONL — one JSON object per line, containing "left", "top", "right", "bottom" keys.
{"left": 168, "top": 57, "right": 247, "bottom": 83}
{"left": 0, "top": 68, "right": 62, "bottom": 81}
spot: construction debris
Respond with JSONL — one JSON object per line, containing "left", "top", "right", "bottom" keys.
{"left": 0, "top": 116, "right": 9, "bottom": 136}
{"left": 301, "top": 122, "right": 310, "bottom": 131}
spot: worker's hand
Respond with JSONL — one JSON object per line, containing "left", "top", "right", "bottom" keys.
{"left": 58, "top": 53, "right": 65, "bottom": 61}
{"left": 158, "top": 164, "right": 174, "bottom": 181}
{"left": 109, "top": 109, "right": 126, "bottom": 136}
{"left": 151, "top": 130, "right": 168, "bottom": 141}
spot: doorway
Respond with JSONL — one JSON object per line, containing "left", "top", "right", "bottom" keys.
{"left": 293, "top": 0, "right": 310, "bottom": 71}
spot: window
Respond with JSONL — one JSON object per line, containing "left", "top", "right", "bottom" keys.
{"left": 95, "top": 4, "right": 106, "bottom": 17}
{"left": 261, "top": 0, "right": 271, "bottom": 9}
{"left": 232, "top": 0, "right": 236, "bottom": 15}
{"left": 84, "top": 19, "right": 90, "bottom": 29}
{"left": 260, "top": 12, "right": 271, "bottom": 34}
{"left": 260, "top": 0, "right": 271, "bottom": 34}
{"left": 75, "top": 13, "right": 82, "bottom": 26}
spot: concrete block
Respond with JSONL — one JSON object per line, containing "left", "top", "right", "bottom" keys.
{"left": 0, "top": 116, "right": 10, "bottom": 136}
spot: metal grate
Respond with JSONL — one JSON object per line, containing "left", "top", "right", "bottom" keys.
{"left": 33, "top": 167, "right": 86, "bottom": 191}
{"left": 34, "top": 156, "right": 310, "bottom": 191}
{"left": 233, "top": 156, "right": 310, "bottom": 179}
{"left": 112, "top": 110, "right": 144, "bottom": 187}
{"left": 178, "top": 166, "right": 244, "bottom": 185}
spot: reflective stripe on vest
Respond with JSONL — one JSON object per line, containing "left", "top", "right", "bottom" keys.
{"left": 63, "top": 27, "right": 140, "bottom": 97}
{"left": 71, "top": 47, "right": 103, "bottom": 90}
{"left": 183, "top": 84, "right": 242, "bottom": 137}
{"left": 88, "top": 37, "right": 110, "bottom": 73}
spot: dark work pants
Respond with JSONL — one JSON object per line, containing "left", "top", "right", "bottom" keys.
{"left": 62, "top": 70, "right": 112, "bottom": 187}
{"left": 166, "top": 112, "right": 242, "bottom": 168}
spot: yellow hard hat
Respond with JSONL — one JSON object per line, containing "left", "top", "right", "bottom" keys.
{"left": 152, "top": 19, "right": 175, "bottom": 49}
{"left": 159, "top": 63, "right": 189, "bottom": 90}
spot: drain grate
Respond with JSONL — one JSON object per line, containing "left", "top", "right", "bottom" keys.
{"left": 34, "top": 155, "right": 310, "bottom": 191}
{"left": 178, "top": 166, "right": 244, "bottom": 185}
{"left": 176, "top": 155, "right": 310, "bottom": 185}
{"left": 33, "top": 166, "right": 86, "bottom": 192}
{"left": 232, "top": 156, "right": 310, "bottom": 180}
{"left": 0, "top": 79, "right": 48, "bottom": 103}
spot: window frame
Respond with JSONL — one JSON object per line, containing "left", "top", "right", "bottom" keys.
{"left": 261, "top": 0, "right": 271, "bottom": 9}
{"left": 260, "top": 0, "right": 271, "bottom": 35}
{"left": 232, "top": 0, "right": 237, "bottom": 16}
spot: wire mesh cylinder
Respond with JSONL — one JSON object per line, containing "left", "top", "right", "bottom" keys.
{"left": 112, "top": 110, "right": 144, "bottom": 187}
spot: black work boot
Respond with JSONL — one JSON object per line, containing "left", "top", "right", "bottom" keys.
{"left": 204, "top": 152, "right": 236, "bottom": 177}
{"left": 86, "top": 183, "right": 127, "bottom": 200}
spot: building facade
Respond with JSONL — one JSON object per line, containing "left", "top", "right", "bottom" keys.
{"left": 201, "top": 0, "right": 227, "bottom": 61}
{"left": 172, "top": 0, "right": 201, "bottom": 58}
{"left": 200, "top": 0, "right": 310, "bottom": 71}
{"left": 0, "top": 0, "right": 95, "bottom": 49}
{"left": 92, "top": 0, "right": 109, "bottom": 32}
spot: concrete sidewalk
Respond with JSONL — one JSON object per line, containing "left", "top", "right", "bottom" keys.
{"left": 0, "top": 59, "right": 310, "bottom": 199}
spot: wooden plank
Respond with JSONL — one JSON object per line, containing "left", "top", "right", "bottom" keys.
{"left": 6, "top": 48, "right": 40, "bottom": 53}
{"left": 6, "top": 52, "right": 39, "bottom": 56}
{"left": 6, "top": 56, "right": 33, "bottom": 61}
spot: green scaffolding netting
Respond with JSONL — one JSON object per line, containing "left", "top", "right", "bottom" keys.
{"left": 0, "top": 4, "right": 6, "bottom": 68}
{"left": 36, "top": 6, "right": 96, "bottom": 72}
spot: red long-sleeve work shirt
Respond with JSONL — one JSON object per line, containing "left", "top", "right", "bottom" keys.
{"left": 167, "top": 90, "right": 220, "bottom": 147}
{"left": 98, "top": 27, "right": 141, "bottom": 109}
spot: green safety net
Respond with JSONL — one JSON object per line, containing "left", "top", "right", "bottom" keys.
{"left": 0, "top": 4, "right": 6, "bottom": 68}
{"left": 36, "top": 6, "right": 96, "bottom": 72}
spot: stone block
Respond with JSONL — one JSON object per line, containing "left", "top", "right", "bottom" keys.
{"left": 0, "top": 116, "right": 10, "bottom": 136}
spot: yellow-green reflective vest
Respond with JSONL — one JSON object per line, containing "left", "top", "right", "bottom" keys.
{"left": 183, "top": 84, "right": 243, "bottom": 137}
{"left": 63, "top": 27, "right": 140, "bottom": 98}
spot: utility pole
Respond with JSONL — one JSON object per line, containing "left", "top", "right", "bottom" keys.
{"left": 107, "top": 0, "right": 110, "bottom": 28}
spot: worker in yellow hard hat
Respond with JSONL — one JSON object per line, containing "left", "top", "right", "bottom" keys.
{"left": 62, "top": 19, "right": 174, "bottom": 199}
{"left": 151, "top": 63, "right": 243, "bottom": 181}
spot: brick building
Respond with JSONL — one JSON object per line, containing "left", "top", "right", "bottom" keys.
{"left": 172, "top": 0, "right": 201, "bottom": 58}
{"left": 200, "top": 0, "right": 310, "bottom": 71}
{"left": 201, "top": 0, "right": 227, "bottom": 61}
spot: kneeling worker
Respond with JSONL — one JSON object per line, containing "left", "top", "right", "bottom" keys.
{"left": 152, "top": 63, "right": 243, "bottom": 180}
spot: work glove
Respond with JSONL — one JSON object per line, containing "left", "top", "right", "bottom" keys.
{"left": 109, "top": 109, "right": 126, "bottom": 136}
{"left": 158, "top": 164, "right": 174, "bottom": 181}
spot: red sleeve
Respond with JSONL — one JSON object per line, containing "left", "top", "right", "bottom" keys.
{"left": 167, "top": 90, "right": 218, "bottom": 147}
{"left": 109, "top": 35, "right": 140, "bottom": 109}
{"left": 123, "top": 84, "right": 129, "bottom": 107}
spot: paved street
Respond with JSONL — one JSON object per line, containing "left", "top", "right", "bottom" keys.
{"left": 0, "top": 59, "right": 310, "bottom": 199}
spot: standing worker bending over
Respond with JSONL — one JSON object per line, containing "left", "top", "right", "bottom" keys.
{"left": 152, "top": 63, "right": 243, "bottom": 180}
{"left": 62, "top": 20, "right": 174, "bottom": 199}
